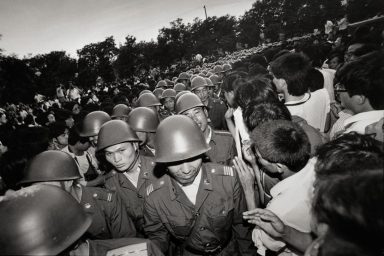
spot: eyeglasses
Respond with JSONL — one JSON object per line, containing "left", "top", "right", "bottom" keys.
{"left": 334, "top": 83, "right": 347, "bottom": 93}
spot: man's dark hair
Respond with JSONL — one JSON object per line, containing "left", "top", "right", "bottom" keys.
{"left": 221, "top": 71, "right": 248, "bottom": 93}
{"left": 234, "top": 76, "right": 278, "bottom": 110}
{"left": 270, "top": 52, "right": 311, "bottom": 96}
{"left": 335, "top": 50, "right": 384, "bottom": 110}
{"left": 315, "top": 132, "right": 383, "bottom": 181}
{"left": 251, "top": 120, "right": 310, "bottom": 172}
{"left": 305, "top": 68, "right": 324, "bottom": 92}
{"left": 313, "top": 169, "right": 383, "bottom": 256}
{"left": 67, "top": 125, "right": 87, "bottom": 146}
{"left": 244, "top": 101, "right": 291, "bottom": 131}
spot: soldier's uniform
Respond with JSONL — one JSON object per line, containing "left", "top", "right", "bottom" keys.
{"left": 205, "top": 129, "right": 236, "bottom": 165}
{"left": 143, "top": 163, "right": 253, "bottom": 256}
{"left": 158, "top": 108, "right": 174, "bottom": 121}
{"left": 78, "top": 184, "right": 137, "bottom": 240}
{"left": 206, "top": 97, "right": 228, "bottom": 131}
{"left": 104, "top": 155, "right": 158, "bottom": 236}
{"left": 140, "top": 145, "right": 156, "bottom": 157}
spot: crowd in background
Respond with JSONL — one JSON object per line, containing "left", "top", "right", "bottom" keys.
{"left": 0, "top": 17, "right": 383, "bottom": 256}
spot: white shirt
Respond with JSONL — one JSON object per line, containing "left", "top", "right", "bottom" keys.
{"left": 343, "top": 110, "right": 384, "bottom": 134}
{"left": 286, "top": 90, "right": 330, "bottom": 132}
{"left": 317, "top": 68, "right": 335, "bottom": 103}
{"left": 233, "top": 107, "right": 250, "bottom": 143}
{"left": 61, "top": 146, "right": 89, "bottom": 186}
{"left": 177, "top": 168, "right": 202, "bottom": 205}
{"left": 253, "top": 158, "right": 317, "bottom": 256}
{"left": 123, "top": 164, "right": 141, "bottom": 188}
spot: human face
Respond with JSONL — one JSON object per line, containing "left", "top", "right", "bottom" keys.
{"left": 344, "top": 43, "right": 363, "bottom": 62}
{"left": 194, "top": 86, "right": 209, "bottom": 103}
{"left": 167, "top": 157, "right": 202, "bottom": 186}
{"left": 104, "top": 142, "right": 137, "bottom": 172}
{"left": 47, "top": 113, "right": 56, "bottom": 123}
{"left": 182, "top": 107, "right": 208, "bottom": 132}
{"left": 328, "top": 56, "right": 340, "bottom": 70}
{"left": 335, "top": 83, "right": 357, "bottom": 113}
{"left": 0, "top": 113, "right": 7, "bottom": 124}
{"left": 163, "top": 97, "right": 175, "bottom": 112}
{"left": 255, "top": 149, "right": 283, "bottom": 176}
{"left": 89, "top": 135, "right": 98, "bottom": 147}
{"left": 65, "top": 116, "right": 75, "bottom": 128}
{"left": 72, "top": 104, "right": 81, "bottom": 115}
{"left": 56, "top": 129, "right": 69, "bottom": 146}
{"left": 224, "top": 91, "right": 235, "bottom": 107}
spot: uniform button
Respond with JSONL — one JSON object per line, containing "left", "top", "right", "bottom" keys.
{"left": 160, "top": 180, "right": 164, "bottom": 185}
{"left": 93, "top": 193, "right": 98, "bottom": 198}
{"left": 151, "top": 162, "right": 155, "bottom": 166}
{"left": 200, "top": 226, "right": 206, "bottom": 231}
{"left": 206, "top": 243, "right": 210, "bottom": 247}
{"left": 195, "top": 212, "right": 200, "bottom": 217}
{"left": 211, "top": 169, "right": 215, "bottom": 173}
{"left": 84, "top": 203, "right": 91, "bottom": 209}
{"left": 138, "top": 194, "right": 143, "bottom": 198}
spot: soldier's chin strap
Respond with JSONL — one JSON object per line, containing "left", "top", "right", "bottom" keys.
{"left": 124, "top": 150, "right": 140, "bottom": 173}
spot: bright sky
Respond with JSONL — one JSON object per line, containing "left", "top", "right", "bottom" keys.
{"left": 0, "top": 0, "right": 254, "bottom": 58}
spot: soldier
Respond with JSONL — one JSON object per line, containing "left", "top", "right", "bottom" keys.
{"left": 97, "top": 120, "right": 159, "bottom": 236}
{"left": 159, "top": 88, "right": 176, "bottom": 120}
{"left": 176, "top": 72, "right": 191, "bottom": 89}
{"left": 0, "top": 184, "right": 164, "bottom": 256}
{"left": 176, "top": 93, "right": 236, "bottom": 165}
{"left": 19, "top": 150, "right": 136, "bottom": 240}
{"left": 153, "top": 88, "right": 165, "bottom": 101}
{"left": 143, "top": 115, "right": 253, "bottom": 255}
{"left": 191, "top": 76, "right": 228, "bottom": 130}
{"left": 111, "top": 103, "right": 131, "bottom": 122}
{"left": 128, "top": 107, "right": 159, "bottom": 157}
{"left": 136, "top": 92, "right": 162, "bottom": 121}
{"left": 80, "top": 111, "right": 111, "bottom": 147}
{"left": 174, "top": 83, "right": 187, "bottom": 93}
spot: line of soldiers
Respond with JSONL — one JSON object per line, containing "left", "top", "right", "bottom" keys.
{"left": 0, "top": 65, "right": 260, "bottom": 255}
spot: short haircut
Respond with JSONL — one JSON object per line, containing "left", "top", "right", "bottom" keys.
{"left": 244, "top": 101, "right": 292, "bottom": 131}
{"left": 221, "top": 71, "right": 248, "bottom": 93}
{"left": 315, "top": 132, "right": 383, "bottom": 181}
{"left": 234, "top": 76, "right": 278, "bottom": 110}
{"left": 270, "top": 52, "right": 311, "bottom": 96}
{"left": 305, "top": 68, "right": 324, "bottom": 92}
{"left": 251, "top": 120, "right": 310, "bottom": 172}
{"left": 335, "top": 50, "right": 384, "bottom": 110}
{"left": 312, "top": 169, "right": 383, "bottom": 255}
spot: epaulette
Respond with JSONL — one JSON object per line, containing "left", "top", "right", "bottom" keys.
{"left": 90, "top": 188, "right": 114, "bottom": 202}
{"left": 212, "top": 98, "right": 225, "bottom": 105}
{"left": 206, "top": 163, "right": 234, "bottom": 177}
{"left": 146, "top": 179, "right": 166, "bottom": 196}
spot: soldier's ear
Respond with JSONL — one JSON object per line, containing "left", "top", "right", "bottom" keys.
{"left": 133, "top": 142, "right": 139, "bottom": 151}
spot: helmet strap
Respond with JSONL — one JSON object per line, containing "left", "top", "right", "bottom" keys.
{"left": 124, "top": 151, "right": 140, "bottom": 173}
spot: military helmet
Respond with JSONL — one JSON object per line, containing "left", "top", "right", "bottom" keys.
{"left": 177, "top": 72, "right": 189, "bottom": 81}
{"left": 173, "top": 83, "right": 186, "bottom": 92}
{"left": 97, "top": 120, "right": 140, "bottom": 151}
{"left": 127, "top": 107, "right": 159, "bottom": 133}
{"left": 161, "top": 88, "right": 176, "bottom": 99}
{"left": 19, "top": 150, "right": 81, "bottom": 185}
{"left": 137, "top": 93, "right": 161, "bottom": 107}
{"left": 111, "top": 104, "right": 131, "bottom": 119}
{"left": 155, "top": 115, "right": 210, "bottom": 163}
{"left": 209, "top": 74, "right": 222, "bottom": 85}
{"left": 175, "top": 90, "right": 190, "bottom": 103}
{"left": 223, "top": 63, "right": 232, "bottom": 72}
{"left": 205, "top": 77, "right": 214, "bottom": 87}
{"left": 80, "top": 111, "right": 111, "bottom": 137}
{"left": 152, "top": 88, "right": 164, "bottom": 100}
{"left": 175, "top": 92, "right": 205, "bottom": 114}
{"left": 190, "top": 76, "right": 208, "bottom": 91}
{"left": 0, "top": 184, "right": 92, "bottom": 255}
{"left": 213, "top": 65, "right": 224, "bottom": 74}
{"left": 139, "top": 89, "right": 152, "bottom": 97}
{"left": 155, "top": 80, "right": 167, "bottom": 89}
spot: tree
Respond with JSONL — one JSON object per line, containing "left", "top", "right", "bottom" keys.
{"left": 0, "top": 56, "right": 37, "bottom": 104}
{"left": 27, "top": 51, "right": 77, "bottom": 97}
{"left": 113, "top": 35, "right": 138, "bottom": 80}
{"left": 77, "top": 36, "right": 118, "bottom": 88}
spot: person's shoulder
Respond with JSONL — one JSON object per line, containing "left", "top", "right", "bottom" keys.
{"left": 204, "top": 163, "right": 235, "bottom": 178}
{"left": 146, "top": 177, "right": 168, "bottom": 197}
{"left": 84, "top": 186, "right": 115, "bottom": 203}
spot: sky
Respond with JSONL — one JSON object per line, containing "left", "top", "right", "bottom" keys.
{"left": 0, "top": 0, "right": 255, "bottom": 58}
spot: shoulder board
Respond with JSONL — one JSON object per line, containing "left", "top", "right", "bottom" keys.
{"left": 146, "top": 179, "right": 166, "bottom": 196}
{"left": 214, "top": 130, "right": 233, "bottom": 137}
{"left": 212, "top": 98, "right": 224, "bottom": 104}
{"left": 90, "top": 187, "right": 114, "bottom": 202}
{"left": 205, "top": 163, "right": 234, "bottom": 177}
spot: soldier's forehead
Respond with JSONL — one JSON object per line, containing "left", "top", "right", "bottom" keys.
{"left": 104, "top": 142, "right": 132, "bottom": 152}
